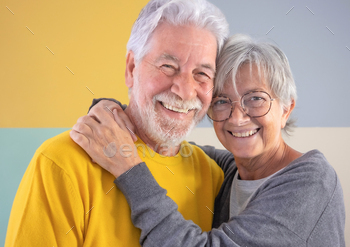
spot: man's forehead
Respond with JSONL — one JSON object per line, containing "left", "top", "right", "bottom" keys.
{"left": 149, "top": 22, "right": 218, "bottom": 49}
{"left": 143, "top": 23, "right": 217, "bottom": 69}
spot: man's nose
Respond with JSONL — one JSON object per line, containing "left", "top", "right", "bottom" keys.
{"left": 170, "top": 72, "right": 197, "bottom": 101}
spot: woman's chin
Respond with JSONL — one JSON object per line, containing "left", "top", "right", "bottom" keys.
{"left": 226, "top": 145, "right": 260, "bottom": 160}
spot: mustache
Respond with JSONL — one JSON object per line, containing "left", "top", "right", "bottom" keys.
{"left": 153, "top": 92, "right": 203, "bottom": 110}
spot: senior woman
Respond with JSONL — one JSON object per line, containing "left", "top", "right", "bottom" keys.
{"left": 71, "top": 34, "right": 345, "bottom": 246}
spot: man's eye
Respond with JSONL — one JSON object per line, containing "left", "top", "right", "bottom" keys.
{"left": 161, "top": 64, "right": 173, "bottom": 69}
{"left": 194, "top": 72, "right": 212, "bottom": 83}
{"left": 159, "top": 64, "right": 177, "bottom": 76}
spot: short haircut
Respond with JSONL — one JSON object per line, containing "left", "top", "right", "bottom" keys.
{"left": 214, "top": 34, "right": 298, "bottom": 133}
{"left": 127, "top": 0, "right": 229, "bottom": 62}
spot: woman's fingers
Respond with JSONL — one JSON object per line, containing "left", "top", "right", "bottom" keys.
{"left": 70, "top": 113, "right": 142, "bottom": 178}
{"left": 89, "top": 100, "right": 120, "bottom": 120}
{"left": 71, "top": 115, "right": 100, "bottom": 149}
{"left": 70, "top": 129, "right": 89, "bottom": 150}
{"left": 89, "top": 105, "right": 115, "bottom": 127}
{"left": 112, "top": 108, "right": 137, "bottom": 142}
{"left": 73, "top": 117, "right": 92, "bottom": 136}
{"left": 88, "top": 100, "right": 137, "bottom": 142}
{"left": 101, "top": 105, "right": 137, "bottom": 142}
{"left": 112, "top": 109, "right": 137, "bottom": 142}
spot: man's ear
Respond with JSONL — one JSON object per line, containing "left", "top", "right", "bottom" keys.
{"left": 281, "top": 99, "right": 295, "bottom": 129}
{"left": 125, "top": 51, "right": 136, "bottom": 89}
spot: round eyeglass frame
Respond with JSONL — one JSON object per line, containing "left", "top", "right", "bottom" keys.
{"left": 207, "top": 90, "right": 276, "bottom": 122}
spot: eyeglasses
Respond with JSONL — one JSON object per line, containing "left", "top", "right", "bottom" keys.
{"left": 207, "top": 91, "right": 276, "bottom": 122}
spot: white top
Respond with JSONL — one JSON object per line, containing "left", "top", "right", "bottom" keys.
{"left": 230, "top": 168, "right": 285, "bottom": 218}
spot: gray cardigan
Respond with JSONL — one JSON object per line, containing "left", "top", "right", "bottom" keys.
{"left": 115, "top": 147, "right": 345, "bottom": 247}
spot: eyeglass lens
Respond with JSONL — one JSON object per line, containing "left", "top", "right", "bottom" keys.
{"left": 208, "top": 91, "right": 272, "bottom": 121}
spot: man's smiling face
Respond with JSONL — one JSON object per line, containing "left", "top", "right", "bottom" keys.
{"left": 125, "top": 22, "right": 217, "bottom": 146}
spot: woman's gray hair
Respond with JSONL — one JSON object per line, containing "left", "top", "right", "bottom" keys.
{"left": 127, "top": 0, "right": 229, "bottom": 62}
{"left": 215, "top": 34, "right": 297, "bottom": 133}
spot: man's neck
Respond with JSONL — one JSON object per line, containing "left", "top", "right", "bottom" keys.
{"left": 125, "top": 107, "right": 181, "bottom": 157}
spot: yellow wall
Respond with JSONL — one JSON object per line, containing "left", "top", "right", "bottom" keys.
{"left": 0, "top": 0, "right": 149, "bottom": 127}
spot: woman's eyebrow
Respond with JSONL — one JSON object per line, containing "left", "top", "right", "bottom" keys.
{"left": 217, "top": 93, "right": 231, "bottom": 98}
{"left": 243, "top": 88, "right": 266, "bottom": 94}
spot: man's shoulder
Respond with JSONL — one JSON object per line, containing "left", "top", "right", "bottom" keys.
{"left": 181, "top": 140, "right": 221, "bottom": 169}
{"left": 181, "top": 141, "right": 212, "bottom": 159}
{"left": 35, "top": 130, "right": 90, "bottom": 168}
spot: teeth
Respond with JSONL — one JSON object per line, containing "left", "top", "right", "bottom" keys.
{"left": 162, "top": 102, "right": 190, "bottom": 114}
{"left": 231, "top": 129, "right": 258, "bottom": 138}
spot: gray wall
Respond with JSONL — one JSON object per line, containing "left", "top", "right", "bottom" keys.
{"left": 199, "top": 0, "right": 350, "bottom": 127}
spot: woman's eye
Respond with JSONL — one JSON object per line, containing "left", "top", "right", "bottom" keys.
{"left": 244, "top": 95, "right": 268, "bottom": 108}
{"left": 214, "top": 99, "right": 229, "bottom": 105}
{"left": 251, "top": 96, "right": 263, "bottom": 101}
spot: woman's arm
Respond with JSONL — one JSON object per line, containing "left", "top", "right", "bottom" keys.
{"left": 115, "top": 154, "right": 344, "bottom": 247}
{"left": 116, "top": 163, "right": 236, "bottom": 247}
{"left": 190, "top": 143, "right": 235, "bottom": 175}
{"left": 116, "top": 164, "right": 299, "bottom": 247}
{"left": 88, "top": 98, "right": 127, "bottom": 112}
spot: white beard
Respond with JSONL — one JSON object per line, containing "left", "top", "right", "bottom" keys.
{"left": 129, "top": 75, "right": 204, "bottom": 147}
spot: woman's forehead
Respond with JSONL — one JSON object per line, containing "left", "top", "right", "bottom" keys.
{"left": 236, "top": 63, "right": 267, "bottom": 83}
{"left": 223, "top": 65, "right": 269, "bottom": 94}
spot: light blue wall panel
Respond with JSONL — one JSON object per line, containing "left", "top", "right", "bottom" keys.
{"left": 0, "top": 128, "right": 69, "bottom": 245}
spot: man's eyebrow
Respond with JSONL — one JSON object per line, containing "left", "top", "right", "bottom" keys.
{"left": 155, "top": 54, "right": 179, "bottom": 63}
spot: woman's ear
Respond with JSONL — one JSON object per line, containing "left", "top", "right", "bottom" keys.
{"left": 281, "top": 99, "right": 295, "bottom": 129}
{"left": 125, "top": 51, "right": 136, "bottom": 89}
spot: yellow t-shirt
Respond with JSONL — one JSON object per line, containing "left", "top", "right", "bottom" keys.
{"left": 5, "top": 131, "right": 224, "bottom": 247}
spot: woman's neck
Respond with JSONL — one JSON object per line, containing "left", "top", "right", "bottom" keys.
{"left": 235, "top": 141, "right": 302, "bottom": 180}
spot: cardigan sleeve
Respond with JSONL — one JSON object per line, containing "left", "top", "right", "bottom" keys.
{"left": 114, "top": 151, "right": 345, "bottom": 247}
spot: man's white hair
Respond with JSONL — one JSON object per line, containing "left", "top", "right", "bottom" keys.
{"left": 127, "top": 0, "right": 229, "bottom": 62}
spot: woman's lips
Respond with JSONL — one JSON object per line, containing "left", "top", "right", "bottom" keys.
{"left": 228, "top": 128, "right": 260, "bottom": 138}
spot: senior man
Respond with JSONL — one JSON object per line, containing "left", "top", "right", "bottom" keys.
{"left": 5, "top": 0, "right": 229, "bottom": 246}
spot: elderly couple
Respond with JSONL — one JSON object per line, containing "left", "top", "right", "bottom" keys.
{"left": 6, "top": 0, "right": 345, "bottom": 246}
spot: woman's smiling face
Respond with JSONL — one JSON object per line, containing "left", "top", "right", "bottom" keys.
{"left": 213, "top": 63, "right": 293, "bottom": 160}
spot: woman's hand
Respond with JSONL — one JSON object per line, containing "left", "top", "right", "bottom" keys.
{"left": 89, "top": 100, "right": 137, "bottom": 142}
{"left": 70, "top": 103, "right": 142, "bottom": 178}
